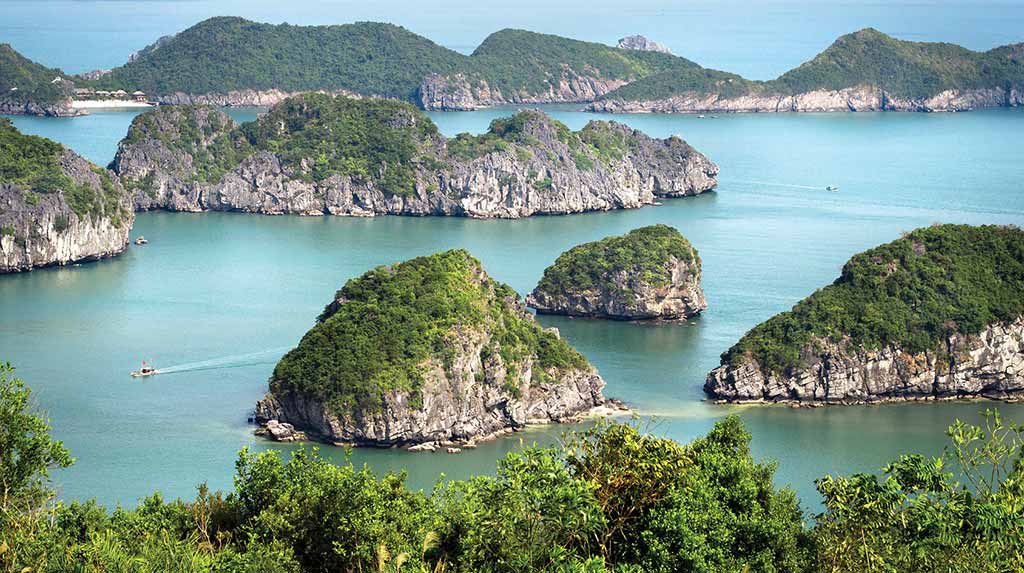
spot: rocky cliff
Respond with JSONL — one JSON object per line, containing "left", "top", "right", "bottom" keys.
{"left": 112, "top": 94, "right": 718, "bottom": 218}
{"left": 588, "top": 84, "right": 1024, "bottom": 114}
{"left": 705, "top": 225, "right": 1024, "bottom": 404}
{"left": 0, "top": 120, "right": 133, "bottom": 273}
{"left": 0, "top": 44, "right": 85, "bottom": 117}
{"left": 417, "top": 72, "right": 629, "bottom": 111}
{"left": 528, "top": 225, "right": 706, "bottom": 320}
{"left": 254, "top": 249, "right": 606, "bottom": 446}
{"left": 706, "top": 318, "right": 1024, "bottom": 404}
{"left": 148, "top": 87, "right": 360, "bottom": 107}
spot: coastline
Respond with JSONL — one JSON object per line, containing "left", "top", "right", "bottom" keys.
{"left": 72, "top": 99, "right": 154, "bottom": 110}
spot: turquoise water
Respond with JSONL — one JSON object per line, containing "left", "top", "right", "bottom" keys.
{"left": 3, "top": 106, "right": 1023, "bottom": 511}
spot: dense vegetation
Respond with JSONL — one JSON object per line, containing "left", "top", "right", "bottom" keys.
{"left": 600, "top": 28, "right": 1024, "bottom": 103}
{"left": 92, "top": 17, "right": 465, "bottom": 101}
{"left": 534, "top": 225, "right": 698, "bottom": 300}
{"left": 723, "top": 224, "right": 1024, "bottom": 375}
{"left": 123, "top": 96, "right": 644, "bottom": 195}
{"left": 0, "top": 44, "right": 69, "bottom": 106}
{"left": 456, "top": 29, "right": 691, "bottom": 98}
{"left": 0, "top": 119, "right": 126, "bottom": 223}
{"left": 270, "top": 249, "right": 589, "bottom": 416}
{"left": 88, "top": 17, "right": 694, "bottom": 104}
{"left": 3, "top": 363, "right": 1022, "bottom": 572}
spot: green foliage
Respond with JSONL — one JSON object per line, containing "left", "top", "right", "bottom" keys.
{"left": 597, "top": 66, "right": 758, "bottom": 102}
{"left": 92, "top": 17, "right": 465, "bottom": 101}
{"left": 723, "top": 224, "right": 1024, "bottom": 376}
{"left": 239, "top": 94, "right": 439, "bottom": 195}
{"left": 0, "top": 118, "right": 69, "bottom": 193}
{"left": 89, "top": 18, "right": 699, "bottom": 104}
{"left": 460, "top": 29, "right": 690, "bottom": 99}
{"left": 126, "top": 95, "right": 441, "bottom": 196}
{"left": 0, "top": 363, "right": 73, "bottom": 531}
{"left": 0, "top": 119, "right": 127, "bottom": 223}
{"left": 535, "top": 225, "right": 699, "bottom": 303}
{"left": 814, "top": 409, "right": 1024, "bottom": 572}
{"left": 4, "top": 363, "right": 1020, "bottom": 573}
{"left": 0, "top": 44, "right": 69, "bottom": 106}
{"left": 600, "top": 28, "right": 1024, "bottom": 104}
{"left": 270, "top": 249, "right": 588, "bottom": 418}
{"left": 773, "top": 28, "right": 1024, "bottom": 99}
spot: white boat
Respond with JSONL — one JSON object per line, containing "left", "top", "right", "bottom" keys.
{"left": 131, "top": 360, "right": 157, "bottom": 377}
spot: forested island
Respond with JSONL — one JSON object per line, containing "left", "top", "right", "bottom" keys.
{"left": 706, "top": 224, "right": 1024, "bottom": 404}
{"left": 0, "top": 44, "right": 81, "bottom": 117}
{"left": 4, "top": 18, "right": 1020, "bottom": 115}
{"left": 0, "top": 119, "right": 133, "bottom": 272}
{"left": 111, "top": 94, "right": 718, "bottom": 218}
{"left": 2, "top": 362, "right": 1022, "bottom": 571}
{"left": 591, "top": 28, "right": 1024, "bottom": 113}
{"left": 527, "top": 225, "right": 707, "bottom": 320}
{"left": 255, "top": 249, "right": 607, "bottom": 447}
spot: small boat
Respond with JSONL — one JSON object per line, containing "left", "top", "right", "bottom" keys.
{"left": 134, "top": 236, "right": 148, "bottom": 245}
{"left": 131, "top": 360, "right": 158, "bottom": 377}
{"left": 826, "top": 185, "right": 839, "bottom": 192}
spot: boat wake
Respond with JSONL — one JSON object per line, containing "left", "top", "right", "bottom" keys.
{"left": 152, "top": 347, "right": 291, "bottom": 375}
{"left": 722, "top": 178, "right": 827, "bottom": 191}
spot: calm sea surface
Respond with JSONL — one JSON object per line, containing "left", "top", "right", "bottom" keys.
{"left": 4, "top": 105, "right": 1023, "bottom": 511}
{"left": 3, "top": 0, "right": 1024, "bottom": 512}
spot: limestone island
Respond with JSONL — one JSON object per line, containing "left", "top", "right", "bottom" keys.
{"left": 589, "top": 28, "right": 1024, "bottom": 114}
{"left": 254, "top": 249, "right": 609, "bottom": 448}
{"left": 527, "top": 225, "right": 707, "bottom": 321}
{"left": 111, "top": 93, "right": 717, "bottom": 217}
{"left": 1, "top": 119, "right": 133, "bottom": 273}
{"left": 705, "top": 224, "right": 1024, "bottom": 405}
{"left": 67, "top": 17, "right": 1022, "bottom": 114}
{"left": 0, "top": 44, "right": 83, "bottom": 117}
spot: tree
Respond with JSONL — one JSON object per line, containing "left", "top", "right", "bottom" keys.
{"left": 0, "top": 362, "right": 73, "bottom": 521}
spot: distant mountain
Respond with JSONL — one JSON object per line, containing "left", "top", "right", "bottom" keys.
{"left": 0, "top": 44, "right": 80, "bottom": 116}
{"left": 84, "top": 17, "right": 698, "bottom": 109}
{"left": 591, "top": 28, "right": 1024, "bottom": 113}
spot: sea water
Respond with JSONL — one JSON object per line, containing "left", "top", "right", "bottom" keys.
{"left": 3, "top": 105, "right": 1023, "bottom": 511}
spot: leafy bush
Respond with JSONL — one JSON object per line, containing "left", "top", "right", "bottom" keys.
{"left": 2, "top": 363, "right": 1020, "bottom": 573}
{"left": 723, "top": 224, "right": 1024, "bottom": 376}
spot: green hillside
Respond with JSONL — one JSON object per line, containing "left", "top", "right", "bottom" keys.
{"left": 0, "top": 44, "right": 70, "bottom": 105}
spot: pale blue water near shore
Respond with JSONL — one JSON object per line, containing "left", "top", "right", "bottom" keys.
{"left": 3, "top": 106, "right": 1023, "bottom": 511}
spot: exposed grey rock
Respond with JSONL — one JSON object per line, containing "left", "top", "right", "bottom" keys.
{"left": 1, "top": 150, "right": 134, "bottom": 273}
{"left": 253, "top": 252, "right": 607, "bottom": 446}
{"left": 617, "top": 35, "right": 672, "bottom": 54}
{"left": 150, "top": 87, "right": 360, "bottom": 107}
{"left": 527, "top": 225, "right": 707, "bottom": 320}
{"left": 112, "top": 102, "right": 718, "bottom": 218}
{"left": 418, "top": 72, "right": 630, "bottom": 111}
{"left": 705, "top": 317, "right": 1024, "bottom": 404}
{"left": 588, "top": 84, "right": 1024, "bottom": 114}
{"left": 0, "top": 98, "right": 84, "bottom": 117}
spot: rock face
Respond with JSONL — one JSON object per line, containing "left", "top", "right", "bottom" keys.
{"left": 617, "top": 35, "right": 672, "bottom": 55}
{"left": 0, "top": 99, "right": 84, "bottom": 117}
{"left": 253, "top": 249, "right": 606, "bottom": 446}
{"left": 418, "top": 72, "right": 630, "bottom": 111}
{"left": 0, "top": 121, "right": 133, "bottom": 273}
{"left": 705, "top": 318, "right": 1024, "bottom": 404}
{"left": 149, "top": 87, "right": 360, "bottom": 107}
{"left": 705, "top": 224, "right": 1024, "bottom": 405}
{"left": 588, "top": 84, "right": 1024, "bottom": 114}
{"left": 527, "top": 225, "right": 706, "bottom": 320}
{"left": 112, "top": 94, "right": 718, "bottom": 218}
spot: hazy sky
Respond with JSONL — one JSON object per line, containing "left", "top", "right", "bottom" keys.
{"left": 4, "top": 0, "right": 1023, "bottom": 78}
